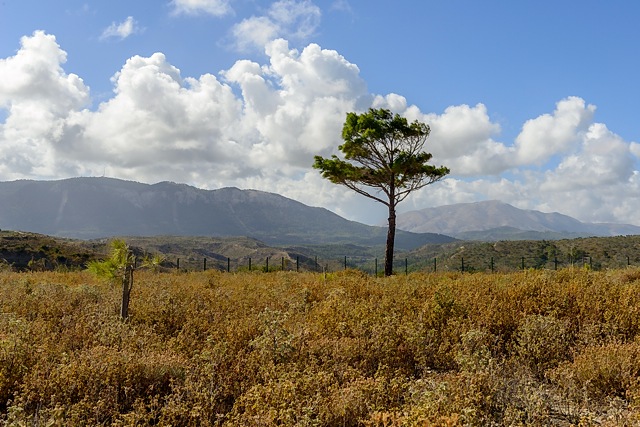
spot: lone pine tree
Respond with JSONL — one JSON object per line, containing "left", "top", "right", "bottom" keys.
{"left": 314, "top": 108, "right": 449, "bottom": 276}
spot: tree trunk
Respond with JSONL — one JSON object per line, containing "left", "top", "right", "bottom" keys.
{"left": 384, "top": 204, "right": 396, "bottom": 276}
{"left": 120, "top": 265, "right": 133, "bottom": 320}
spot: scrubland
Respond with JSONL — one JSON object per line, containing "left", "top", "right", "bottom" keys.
{"left": 2, "top": 268, "right": 640, "bottom": 426}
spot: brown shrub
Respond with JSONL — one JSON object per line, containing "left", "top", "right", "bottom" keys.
{"left": 3, "top": 268, "right": 640, "bottom": 425}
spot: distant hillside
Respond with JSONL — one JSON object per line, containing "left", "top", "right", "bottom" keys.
{"left": 0, "top": 231, "right": 322, "bottom": 272}
{"left": 5, "top": 231, "right": 640, "bottom": 274}
{"left": 0, "top": 177, "right": 454, "bottom": 249}
{"left": 396, "top": 200, "right": 640, "bottom": 240}
{"left": 0, "top": 230, "right": 99, "bottom": 270}
{"left": 454, "top": 226, "right": 588, "bottom": 241}
{"left": 404, "top": 235, "right": 640, "bottom": 272}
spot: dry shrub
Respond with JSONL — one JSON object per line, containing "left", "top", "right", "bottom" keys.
{"left": 0, "top": 315, "right": 33, "bottom": 412}
{"left": 5, "top": 268, "right": 640, "bottom": 425}
{"left": 227, "top": 365, "right": 408, "bottom": 427}
{"left": 454, "top": 328, "right": 495, "bottom": 372}
{"left": 515, "top": 314, "right": 572, "bottom": 378}
{"left": 13, "top": 345, "right": 185, "bottom": 424}
{"left": 611, "top": 267, "right": 640, "bottom": 284}
{"left": 551, "top": 339, "right": 640, "bottom": 402}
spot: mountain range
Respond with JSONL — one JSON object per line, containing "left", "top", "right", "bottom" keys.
{"left": 2, "top": 178, "right": 639, "bottom": 246}
{"left": 395, "top": 200, "right": 640, "bottom": 240}
{"left": 0, "top": 177, "right": 452, "bottom": 249}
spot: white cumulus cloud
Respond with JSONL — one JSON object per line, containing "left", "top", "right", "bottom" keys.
{"left": 0, "top": 31, "right": 89, "bottom": 179}
{"left": 100, "top": 16, "right": 143, "bottom": 41}
{"left": 230, "top": 0, "right": 321, "bottom": 51}
{"left": 541, "top": 123, "right": 634, "bottom": 191}
{"left": 2, "top": 31, "right": 640, "bottom": 226}
{"left": 514, "top": 96, "right": 595, "bottom": 165}
{"left": 230, "top": 17, "right": 280, "bottom": 52}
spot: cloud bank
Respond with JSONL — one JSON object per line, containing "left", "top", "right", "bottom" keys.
{"left": 1, "top": 31, "right": 639, "bottom": 225}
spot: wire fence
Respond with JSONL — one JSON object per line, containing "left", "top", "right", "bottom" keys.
{"left": 151, "top": 253, "right": 640, "bottom": 275}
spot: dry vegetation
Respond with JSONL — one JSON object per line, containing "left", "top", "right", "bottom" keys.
{"left": 2, "top": 268, "right": 640, "bottom": 426}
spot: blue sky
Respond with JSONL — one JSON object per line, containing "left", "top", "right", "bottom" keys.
{"left": 1, "top": 0, "right": 640, "bottom": 226}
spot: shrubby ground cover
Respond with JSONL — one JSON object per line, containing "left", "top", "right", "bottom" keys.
{"left": 2, "top": 268, "right": 640, "bottom": 426}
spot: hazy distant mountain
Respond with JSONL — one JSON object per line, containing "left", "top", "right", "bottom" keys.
{"left": 0, "top": 177, "right": 454, "bottom": 248}
{"left": 396, "top": 200, "right": 640, "bottom": 240}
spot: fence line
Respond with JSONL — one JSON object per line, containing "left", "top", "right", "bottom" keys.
{"left": 154, "top": 253, "right": 639, "bottom": 275}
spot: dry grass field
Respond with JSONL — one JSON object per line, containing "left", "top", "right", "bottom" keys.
{"left": 2, "top": 268, "right": 640, "bottom": 426}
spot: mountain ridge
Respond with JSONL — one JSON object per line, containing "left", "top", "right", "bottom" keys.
{"left": 0, "top": 177, "right": 453, "bottom": 249}
{"left": 396, "top": 200, "right": 640, "bottom": 240}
